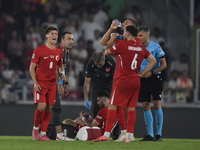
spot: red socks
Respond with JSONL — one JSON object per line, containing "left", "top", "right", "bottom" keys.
{"left": 127, "top": 110, "right": 136, "bottom": 133}
{"left": 105, "top": 109, "right": 117, "bottom": 132}
{"left": 116, "top": 107, "right": 126, "bottom": 130}
{"left": 34, "top": 107, "right": 43, "bottom": 127}
{"left": 40, "top": 111, "right": 51, "bottom": 132}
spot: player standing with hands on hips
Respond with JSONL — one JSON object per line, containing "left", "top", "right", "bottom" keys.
{"left": 137, "top": 26, "right": 167, "bottom": 141}
{"left": 30, "top": 26, "right": 67, "bottom": 141}
{"left": 51, "top": 31, "right": 75, "bottom": 141}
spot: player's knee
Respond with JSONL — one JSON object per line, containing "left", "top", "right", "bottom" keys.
{"left": 38, "top": 103, "right": 46, "bottom": 112}
{"left": 142, "top": 102, "right": 151, "bottom": 111}
{"left": 153, "top": 101, "right": 162, "bottom": 110}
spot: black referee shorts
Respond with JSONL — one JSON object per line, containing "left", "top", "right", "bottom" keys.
{"left": 138, "top": 74, "right": 163, "bottom": 102}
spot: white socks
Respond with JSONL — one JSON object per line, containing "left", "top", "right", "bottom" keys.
{"left": 103, "top": 132, "right": 110, "bottom": 138}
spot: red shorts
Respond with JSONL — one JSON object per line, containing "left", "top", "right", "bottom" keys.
{"left": 110, "top": 76, "right": 140, "bottom": 108}
{"left": 33, "top": 80, "right": 56, "bottom": 105}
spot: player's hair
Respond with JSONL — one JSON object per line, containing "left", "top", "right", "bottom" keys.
{"left": 97, "top": 91, "right": 110, "bottom": 99}
{"left": 61, "top": 31, "right": 72, "bottom": 39}
{"left": 127, "top": 19, "right": 138, "bottom": 27}
{"left": 125, "top": 25, "right": 138, "bottom": 37}
{"left": 92, "top": 51, "right": 105, "bottom": 62}
{"left": 45, "top": 26, "right": 59, "bottom": 34}
{"left": 138, "top": 26, "right": 150, "bottom": 35}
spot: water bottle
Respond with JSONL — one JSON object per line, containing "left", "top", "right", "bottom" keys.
{"left": 113, "top": 20, "right": 122, "bottom": 27}
{"left": 64, "top": 129, "right": 67, "bottom": 137}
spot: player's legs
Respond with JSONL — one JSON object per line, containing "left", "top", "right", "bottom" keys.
{"left": 122, "top": 107, "right": 136, "bottom": 142}
{"left": 152, "top": 74, "right": 163, "bottom": 141}
{"left": 52, "top": 86, "right": 63, "bottom": 136}
{"left": 32, "top": 87, "right": 48, "bottom": 140}
{"left": 138, "top": 78, "right": 154, "bottom": 140}
{"left": 40, "top": 104, "right": 52, "bottom": 135}
{"left": 40, "top": 84, "right": 56, "bottom": 141}
{"left": 104, "top": 104, "right": 118, "bottom": 138}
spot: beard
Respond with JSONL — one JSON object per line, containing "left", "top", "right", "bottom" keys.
{"left": 100, "top": 103, "right": 105, "bottom": 109}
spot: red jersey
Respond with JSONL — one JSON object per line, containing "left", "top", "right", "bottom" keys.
{"left": 95, "top": 106, "right": 117, "bottom": 135}
{"left": 113, "top": 37, "right": 141, "bottom": 79}
{"left": 110, "top": 39, "right": 150, "bottom": 77}
{"left": 95, "top": 107, "right": 108, "bottom": 135}
{"left": 31, "top": 44, "right": 63, "bottom": 83}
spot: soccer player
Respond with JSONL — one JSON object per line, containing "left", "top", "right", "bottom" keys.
{"left": 92, "top": 25, "right": 156, "bottom": 142}
{"left": 137, "top": 26, "right": 167, "bottom": 141}
{"left": 30, "top": 26, "right": 67, "bottom": 141}
{"left": 51, "top": 31, "right": 74, "bottom": 141}
{"left": 100, "top": 19, "right": 141, "bottom": 141}
{"left": 63, "top": 91, "right": 117, "bottom": 136}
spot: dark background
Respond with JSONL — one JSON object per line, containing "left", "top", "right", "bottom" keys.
{"left": 0, "top": 104, "right": 199, "bottom": 139}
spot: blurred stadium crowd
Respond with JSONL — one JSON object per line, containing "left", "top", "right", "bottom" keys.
{"left": 0, "top": 0, "right": 195, "bottom": 104}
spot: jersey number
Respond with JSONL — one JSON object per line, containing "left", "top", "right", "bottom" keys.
{"left": 131, "top": 54, "right": 138, "bottom": 70}
{"left": 49, "top": 62, "right": 53, "bottom": 69}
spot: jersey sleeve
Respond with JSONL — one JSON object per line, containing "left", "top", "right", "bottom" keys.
{"left": 110, "top": 40, "right": 123, "bottom": 55}
{"left": 94, "top": 108, "right": 107, "bottom": 124}
{"left": 31, "top": 47, "right": 40, "bottom": 64}
{"left": 85, "top": 58, "right": 93, "bottom": 78}
{"left": 156, "top": 44, "right": 165, "bottom": 58}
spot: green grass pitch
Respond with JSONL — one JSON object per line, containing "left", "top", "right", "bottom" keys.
{"left": 0, "top": 136, "right": 199, "bottom": 150}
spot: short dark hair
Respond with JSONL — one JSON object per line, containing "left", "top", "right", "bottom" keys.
{"left": 45, "top": 26, "right": 58, "bottom": 34}
{"left": 92, "top": 51, "right": 105, "bottom": 62}
{"left": 127, "top": 19, "right": 138, "bottom": 27}
{"left": 125, "top": 25, "right": 138, "bottom": 37}
{"left": 61, "top": 31, "right": 72, "bottom": 39}
{"left": 97, "top": 91, "right": 110, "bottom": 99}
{"left": 138, "top": 26, "right": 150, "bottom": 35}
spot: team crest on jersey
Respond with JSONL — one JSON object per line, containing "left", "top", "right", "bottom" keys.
{"left": 105, "top": 67, "right": 110, "bottom": 72}
{"left": 55, "top": 55, "right": 59, "bottom": 61}
{"left": 32, "top": 54, "right": 35, "bottom": 58}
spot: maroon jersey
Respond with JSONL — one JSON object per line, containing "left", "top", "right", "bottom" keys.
{"left": 31, "top": 44, "right": 63, "bottom": 83}
{"left": 113, "top": 37, "right": 141, "bottom": 80}
{"left": 110, "top": 40, "right": 150, "bottom": 77}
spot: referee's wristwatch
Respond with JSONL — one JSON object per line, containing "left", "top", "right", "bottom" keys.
{"left": 151, "top": 70, "right": 155, "bottom": 76}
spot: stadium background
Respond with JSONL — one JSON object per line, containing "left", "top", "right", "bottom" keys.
{"left": 0, "top": 0, "right": 200, "bottom": 138}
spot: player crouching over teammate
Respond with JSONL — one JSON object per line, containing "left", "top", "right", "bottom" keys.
{"left": 62, "top": 91, "right": 117, "bottom": 141}
{"left": 92, "top": 25, "right": 156, "bottom": 142}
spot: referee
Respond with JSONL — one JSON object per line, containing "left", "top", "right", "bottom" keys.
{"left": 83, "top": 51, "right": 115, "bottom": 118}
{"left": 137, "top": 26, "right": 167, "bottom": 141}
{"left": 51, "top": 31, "right": 74, "bottom": 141}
